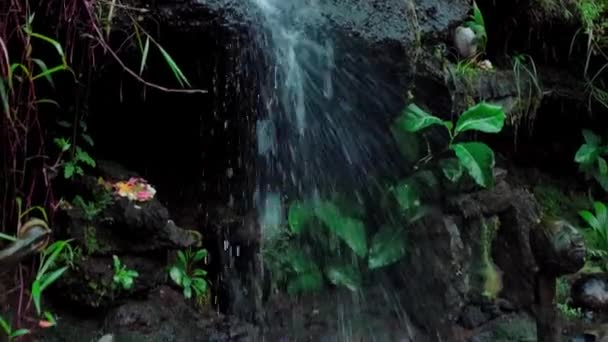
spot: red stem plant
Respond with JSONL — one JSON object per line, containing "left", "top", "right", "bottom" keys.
{"left": 0, "top": 0, "right": 206, "bottom": 336}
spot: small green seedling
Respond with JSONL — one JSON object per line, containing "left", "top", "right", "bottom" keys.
{"left": 112, "top": 255, "right": 139, "bottom": 290}
{"left": 0, "top": 315, "right": 30, "bottom": 341}
{"left": 169, "top": 248, "right": 209, "bottom": 300}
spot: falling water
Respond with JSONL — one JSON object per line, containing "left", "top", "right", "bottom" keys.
{"left": 249, "top": 0, "right": 416, "bottom": 338}
{"left": 251, "top": 0, "right": 406, "bottom": 232}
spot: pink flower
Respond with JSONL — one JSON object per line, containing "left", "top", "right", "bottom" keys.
{"left": 39, "top": 320, "right": 54, "bottom": 328}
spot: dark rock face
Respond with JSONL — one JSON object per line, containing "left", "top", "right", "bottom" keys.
{"left": 156, "top": 0, "right": 469, "bottom": 42}
{"left": 572, "top": 273, "right": 608, "bottom": 312}
{"left": 36, "top": 286, "right": 256, "bottom": 342}
{"left": 530, "top": 218, "right": 586, "bottom": 276}
{"left": 103, "top": 286, "right": 255, "bottom": 341}
{"left": 460, "top": 305, "right": 491, "bottom": 329}
{"left": 398, "top": 172, "right": 544, "bottom": 338}
{"left": 52, "top": 161, "right": 202, "bottom": 309}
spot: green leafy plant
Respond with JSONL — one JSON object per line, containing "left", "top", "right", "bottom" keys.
{"left": 579, "top": 201, "right": 608, "bottom": 266}
{"left": 398, "top": 101, "right": 506, "bottom": 188}
{"left": 0, "top": 315, "right": 30, "bottom": 341}
{"left": 464, "top": 1, "right": 488, "bottom": 54}
{"left": 72, "top": 186, "right": 112, "bottom": 221}
{"left": 53, "top": 138, "right": 95, "bottom": 179}
{"left": 32, "top": 239, "right": 74, "bottom": 315}
{"left": 112, "top": 255, "right": 139, "bottom": 290}
{"left": 279, "top": 191, "right": 419, "bottom": 294}
{"left": 556, "top": 277, "right": 584, "bottom": 320}
{"left": 575, "top": 129, "right": 608, "bottom": 191}
{"left": 169, "top": 248, "right": 210, "bottom": 302}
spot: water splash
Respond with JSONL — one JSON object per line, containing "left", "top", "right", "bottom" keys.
{"left": 251, "top": 0, "right": 405, "bottom": 215}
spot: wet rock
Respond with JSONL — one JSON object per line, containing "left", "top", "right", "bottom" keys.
{"left": 572, "top": 274, "right": 608, "bottom": 312}
{"left": 36, "top": 286, "right": 256, "bottom": 342}
{"left": 460, "top": 305, "right": 490, "bottom": 329}
{"left": 156, "top": 0, "right": 470, "bottom": 44}
{"left": 58, "top": 163, "right": 201, "bottom": 256}
{"left": 53, "top": 254, "right": 167, "bottom": 309}
{"left": 397, "top": 174, "right": 545, "bottom": 339}
{"left": 51, "top": 161, "right": 202, "bottom": 308}
{"left": 103, "top": 285, "right": 256, "bottom": 341}
{"left": 531, "top": 218, "right": 586, "bottom": 277}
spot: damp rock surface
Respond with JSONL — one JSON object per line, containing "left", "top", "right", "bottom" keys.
{"left": 572, "top": 273, "right": 608, "bottom": 312}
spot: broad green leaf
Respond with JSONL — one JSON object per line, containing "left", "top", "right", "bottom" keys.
{"left": 440, "top": 157, "right": 464, "bottom": 182}
{"left": 288, "top": 201, "right": 313, "bottom": 234}
{"left": 192, "top": 269, "right": 207, "bottom": 277}
{"left": 368, "top": 225, "right": 408, "bottom": 269}
{"left": 580, "top": 210, "right": 600, "bottom": 231}
{"left": 192, "top": 278, "right": 208, "bottom": 294}
{"left": 390, "top": 121, "right": 420, "bottom": 163}
{"left": 11, "top": 328, "right": 30, "bottom": 338}
{"left": 183, "top": 277, "right": 192, "bottom": 289}
{"left": 177, "top": 250, "right": 187, "bottom": 268}
{"left": 595, "top": 174, "right": 608, "bottom": 192}
{"left": 314, "top": 201, "right": 368, "bottom": 258}
{"left": 324, "top": 264, "right": 361, "bottom": 291}
{"left": 170, "top": 267, "right": 183, "bottom": 285}
{"left": 598, "top": 157, "right": 608, "bottom": 175}
{"left": 330, "top": 192, "right": 366, "bottom": 219}
{"left": 398, "top": 103, "right": 445, "bottom": 132}
{"left": 285, "top": 250, "right": 318, "bottom": 274}
{"left": 183, "top": 285, "right": 192, "bottom": 299}
{"left": 454, "top": 102, "right": 505, "bottom": 136}
{"left": 451, "top": 142, "right": 496, "bottom": 188}
{"left": 390, "top": 181, "right": 420, "bottom": 212}
{"left": 122, "top": 276, "right": 133, "bottom": 289}
{"left": 287, "top": 270, "right": 323, "bottom": 295}
{"left": 193, "top": 249, "right": 208, "bottom": 263}
{"left": 575, "top": 144, "right": 599, "bottom": 165}
{"left": 594, "top": 202, "right": 608, "bottom": 227}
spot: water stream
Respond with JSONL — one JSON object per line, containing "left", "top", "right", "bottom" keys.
{"left": 249, "top": 0, "right": 417, "bottom": 338}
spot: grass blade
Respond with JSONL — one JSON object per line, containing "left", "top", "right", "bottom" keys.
{"left": 31, "top": 63, "right": 67, "bottom": 84}
{"left": 31, "top": 59, "right": 55, "bottom": 87}
{"left": 39, "top": 266, "right": 68, "bottom": 291}
{"left": 0, "top": 232, "right": 17, "bottom": 242}
{"left": 0, "top": 78, "right": 9, "bottom": 117}
{"left": 35, "top": 98, "right": 60, "bottom": 108}
{"left": 140, "top": 37, "right": 150, "bottom": 76}
{"left": 154, "top": 41, "right": 191, "bottom": 87}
